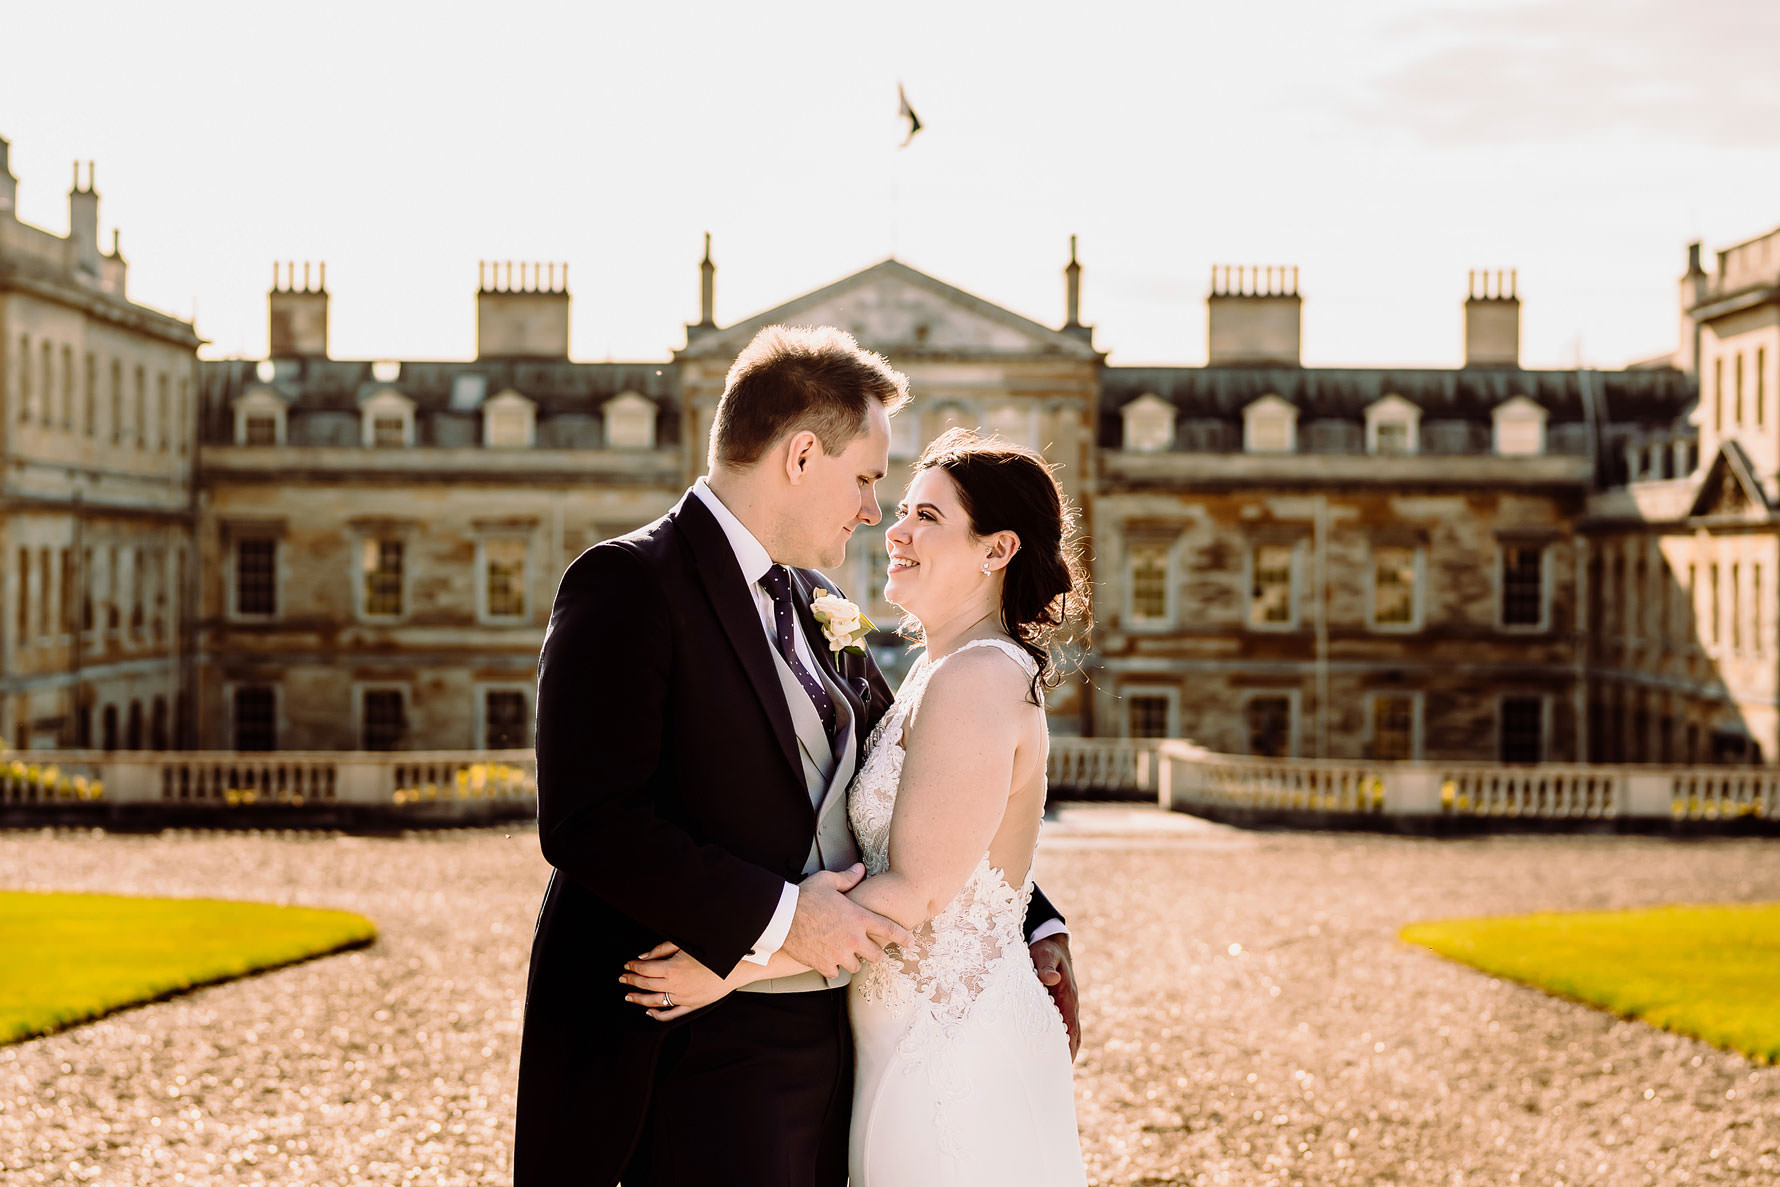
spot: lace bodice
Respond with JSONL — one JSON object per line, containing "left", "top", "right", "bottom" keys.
{"left": 848, "top": 638, "right": 1043, "bottom": 1028}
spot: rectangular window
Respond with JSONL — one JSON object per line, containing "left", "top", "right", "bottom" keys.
{"left": 106, "top": 547, "right": 120, "bottom": 630}
{"left": 155, "top": 374, "right": 168, "bottom": 451}
{"left": 1499, "top": 697, "right": 1543, "bottom": 763}
{"left": 1501, "top": 545, "right": 1544, "bottom": 627}
{"left": 1759, "top": 347, "right": 1768, "bottom": 428}
{"left": 1731, "top": 562, "right": 1741, "bottom": 651}
{"left": 1246, "top": 695, "right": 1293, "bottom": 758}
{"left": 1371, "top": 693, "right": 1416, "bottom": 761}
{"left": 39, "top": 342, "right": 51, "bottom": 425}
{"left": 362, "top": 689, "right": 407, "bottom": 750}
{"left": 128, "top": 548, "right": 144, "bottom": 635}
{"left": 1248, "top": 416, "right": 1293, "bottom": 453}
{"left": 235, "top": 538, "right": 277, "bottom": 616}
{"left": 1250, "top": 544, "right": 1296, "bottom": 627}
{"left": 484, "top": 690, "right": 529, "bottom": 749}
{"left": 372, "top": 416, "right": 407, "bottom": 448}
{"left": 82, "top": 353, "right": 95, "bottom": 436}
{"left": 16, "top": 548, "right": 29, "bottom": 645}
{"left": 1129, "top": 695, "right": 1170, "bottom": 740}
{"left": 233, "top": 686, "right": 276, "bottom": 751}
{"left": 81, "top": 547, "right": 93, "bottom": 631}
{"left": 59, "top": 549, "right": 74, "bottom": 634}
{"left": 1129, "top": 542, "right": 1170, "bottom": 622}
{"left": 1710, "top": 563, "right": 1721, "bottom": 645}
{"left": 1755, "top": 565, "right": 1764, "bottom": 655}
{"left": 1372, "top": 546, "right": 1417, "bottom": 627}
{"left": 39, "top": 546, "right": 52, "bottom": 639}
{"left": 362, "top": 538, "right": 404, "bottom": 617}
{"left": 61, "top": 345, "right": 73, "bottom": 429}
{"left": 243, "top": 414, "right": 277, "bottom": 446}
{"left": 133, "top": 366, "right": 145, "bottom": 446}
{"left": 483, "top": 538, "right": 527, "bottom": 619}
{"left": 110, "top": 360, "right": 122, "bottom": 443}
{"left": 1713, "top": 356, "right": 1724, "bottom": 432}
{"left": 1735, "top": 352, "right": 1745, "bottom": 425}
{"left": 1373, "top": 420, "right": 1411, "bottom": 455}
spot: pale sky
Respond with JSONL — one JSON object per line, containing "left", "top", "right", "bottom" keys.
{"left": 4, "top": 0, "right": 1777, "bottom": 370}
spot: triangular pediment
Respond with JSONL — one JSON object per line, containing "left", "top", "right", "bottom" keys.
{"left": 1688, "top": 441, "right": 1772, "bottom": 520}
{"left": 678, "top": 259, "right": 1099, "bottom": 361}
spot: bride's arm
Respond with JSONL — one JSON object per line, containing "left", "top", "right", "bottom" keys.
{"left": 846, "top": 648, "right": 1030, "bottom": 931}
{"left": 621, "top": 942, "right": 814, "bottom": 1020}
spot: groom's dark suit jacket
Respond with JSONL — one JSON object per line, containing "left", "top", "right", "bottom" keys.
{"left": 516, "top": 490, "right": 1061, "bottom": 1184}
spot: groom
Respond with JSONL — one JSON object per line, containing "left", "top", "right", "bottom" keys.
{"left": 516, "top": 325, "right": 1079, "bottom": 1186}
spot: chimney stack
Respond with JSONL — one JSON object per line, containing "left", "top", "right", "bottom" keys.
{"left": 1207, "top": 265, "right": 1302, "bottom": 366}
{"left": 268, "top": 260, "right": 330, "bottom": 359}
{"left": 1463, "top": 269, "right": 1520, "bottom": 367}
{"left": 1677, "top": 242, "right": 1709, "bottom": 376}
{"left": 0, "top": 135, "right": 15, "bottom": 218}
{"left": 476, "top": 261, "right": 571, "bottom": 360}
{"left": 1063, "top": 235, "right": 1082, "bottom": 327}
{"left": 67, "top": 161, "right": 100, "bottom": 279}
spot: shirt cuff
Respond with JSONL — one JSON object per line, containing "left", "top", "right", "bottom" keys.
{"left": 1028, "top": 918, "right": 1069, "bottom": 945}
{"left": 741, "top": 881, "right": 799, "bottom": 966}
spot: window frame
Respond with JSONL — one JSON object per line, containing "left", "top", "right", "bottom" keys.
{"left": 361, "top": 388, "right": 416, "bottom": 448}
{"left": 1241, "top": 690, "right": 1300, "bottom": 758}
{"left": 227, "top": 683, "right": 280, "bottom": 752}
{"left": 1367, "top": 691, "right": 1423, "bottom": 761}
{"left": 1124, "top": 533, "right": 1179, "bottom": 629}
{"left": 1497, "top": 540, "right": 1551, "bottom": 632}
{"left": 229, "top": 535, "right": 281, "bottom": 620}
{"left": 1367, "top": 542, "right": 1425, "bottom": 632}
{"left": 1242, "top": 394, "right": 1298, "bottom": 454}
{"left": 1123, "top": 686, "right": 1178, "bottom": 740}
{"left": 1121, "top": 393, "right": 1175, "bottom": 454}
{"left": 356, "top": 534, "right": 409, "bottom": 621}
{"left": 1491, "top": 395, "right": 1548, "bottom": 456}
{"left": 1497, "top": 694, "right": 1549, "bottom": 764}
{"left": 477, "top": 534, "right": 531, "bottom": 623}
{"left": 476, "top": 683, "right": 534, "bottom": 750}
{"left": 1246, "top": 538, "right": 1304, "bottom": 632}
{"left": 357, "top": 684, "right": 410, "bottom": 751}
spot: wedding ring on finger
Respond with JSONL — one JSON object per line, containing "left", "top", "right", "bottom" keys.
{"left": 662, "top": 993, "right": 673, "bottom": 1009}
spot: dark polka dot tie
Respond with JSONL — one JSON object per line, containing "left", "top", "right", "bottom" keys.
{"left": 758, "top": 565, "right": 837, "bottom": 739}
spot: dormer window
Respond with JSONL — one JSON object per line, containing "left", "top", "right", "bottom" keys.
{"left": 362, "top": 388, "right": 415, "bottom": 448}
{"left": 1364, "top": 394, "right": 1420, "bottom": 455}
{"left": 604, "top": 392, "right": 657, "bottom": 450}
{"left": 483, "top": 389, "right": 536, "bottom": 448}
{"left": 1122, "top": 393, "right": 1175, "bottom": 453}
{"left": 1492, "top": 395, "right": 1547, "bottom": 456}
{"left": 232, "top": 385, "right": 286, "bottom": 446}
{"left": 1243, "top": 394, "right": 1298, "bottom": 453}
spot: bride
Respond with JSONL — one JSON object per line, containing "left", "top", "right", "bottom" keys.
{"left": 622, "top": 427, "right": 1088, "bottom": 1185}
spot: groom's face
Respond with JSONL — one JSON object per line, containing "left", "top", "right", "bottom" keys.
{"left": 782, "top": 400, "right": 892, "bottom": 571}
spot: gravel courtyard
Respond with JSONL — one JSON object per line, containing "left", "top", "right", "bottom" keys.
{"left": 1, "top": 809, "right": 1776, "bottom": 1186}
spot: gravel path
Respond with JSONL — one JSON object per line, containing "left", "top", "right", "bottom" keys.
{"left": 1, "top": 811, "right": 1776, "bottom": 1186}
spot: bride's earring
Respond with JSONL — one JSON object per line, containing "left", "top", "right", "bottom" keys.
{"left": 981, "top": 551, "right": 993, "bottom": 577}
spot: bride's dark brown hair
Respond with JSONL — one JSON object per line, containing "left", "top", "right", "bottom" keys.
{"left": 909, "top": 427, "right": 1089, "bottom": 703}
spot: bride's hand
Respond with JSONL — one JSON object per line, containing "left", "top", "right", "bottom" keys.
{"left": 620, "top": 941, "right": 733, "bottom": 1021}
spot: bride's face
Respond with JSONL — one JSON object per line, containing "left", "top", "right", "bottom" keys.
{"left": 882, "top": 468, "right": 987, "bottom": 616}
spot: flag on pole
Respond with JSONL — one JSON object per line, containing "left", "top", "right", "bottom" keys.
{"left": 897, "top": 83, "right": 922, "bottom": 148}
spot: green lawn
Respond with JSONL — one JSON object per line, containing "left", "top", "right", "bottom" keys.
{"left": 0, "top": 891, "right": 376, "bottom": 1045}
{"left": 1402, "top": 903, "right": 1780, "bottom": 1064}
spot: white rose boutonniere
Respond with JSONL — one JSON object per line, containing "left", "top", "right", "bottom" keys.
{"left": 809, "top": 588, "right": 874, "bottom": 655}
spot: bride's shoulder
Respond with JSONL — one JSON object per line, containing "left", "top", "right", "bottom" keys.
{"left": 920, "top": 641, "right": 1036, "bottom": 707}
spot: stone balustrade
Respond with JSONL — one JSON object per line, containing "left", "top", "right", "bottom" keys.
{"left": 4, "top": 742, "right": 1773, "bottom": 831}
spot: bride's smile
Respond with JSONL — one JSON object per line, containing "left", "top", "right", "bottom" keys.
{"left": 881, "top": 467, "right": 1015, "bottom": 624}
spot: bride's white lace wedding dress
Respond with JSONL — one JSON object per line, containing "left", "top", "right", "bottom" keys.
{"left": 846, "top": 638, "right": 1087, "bottom": 1186}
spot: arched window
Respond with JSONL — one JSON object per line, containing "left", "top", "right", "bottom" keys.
{"left": 150, "top": 697, "right": 168, "bottom": 750}
{"left": 101, "top": 704, "right": 119, "bottom": 750}
{"left": 126, "top": 701, "right": 143, "bottom": 750}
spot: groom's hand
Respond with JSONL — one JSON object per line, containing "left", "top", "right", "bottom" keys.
{"left": 1031, "top": 934, "right": 1081, "bottom": 1061}
{"left": 784, "top": 864, "right": 912, "bottom": 978}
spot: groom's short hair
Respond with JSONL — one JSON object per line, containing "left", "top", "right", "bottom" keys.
{"left": 710, "top": 325, "right": 910, "bottom": 469}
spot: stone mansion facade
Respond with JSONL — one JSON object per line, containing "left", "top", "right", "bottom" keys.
{"left": 3, "top": 138, "right": 1775, "bottom": 763}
